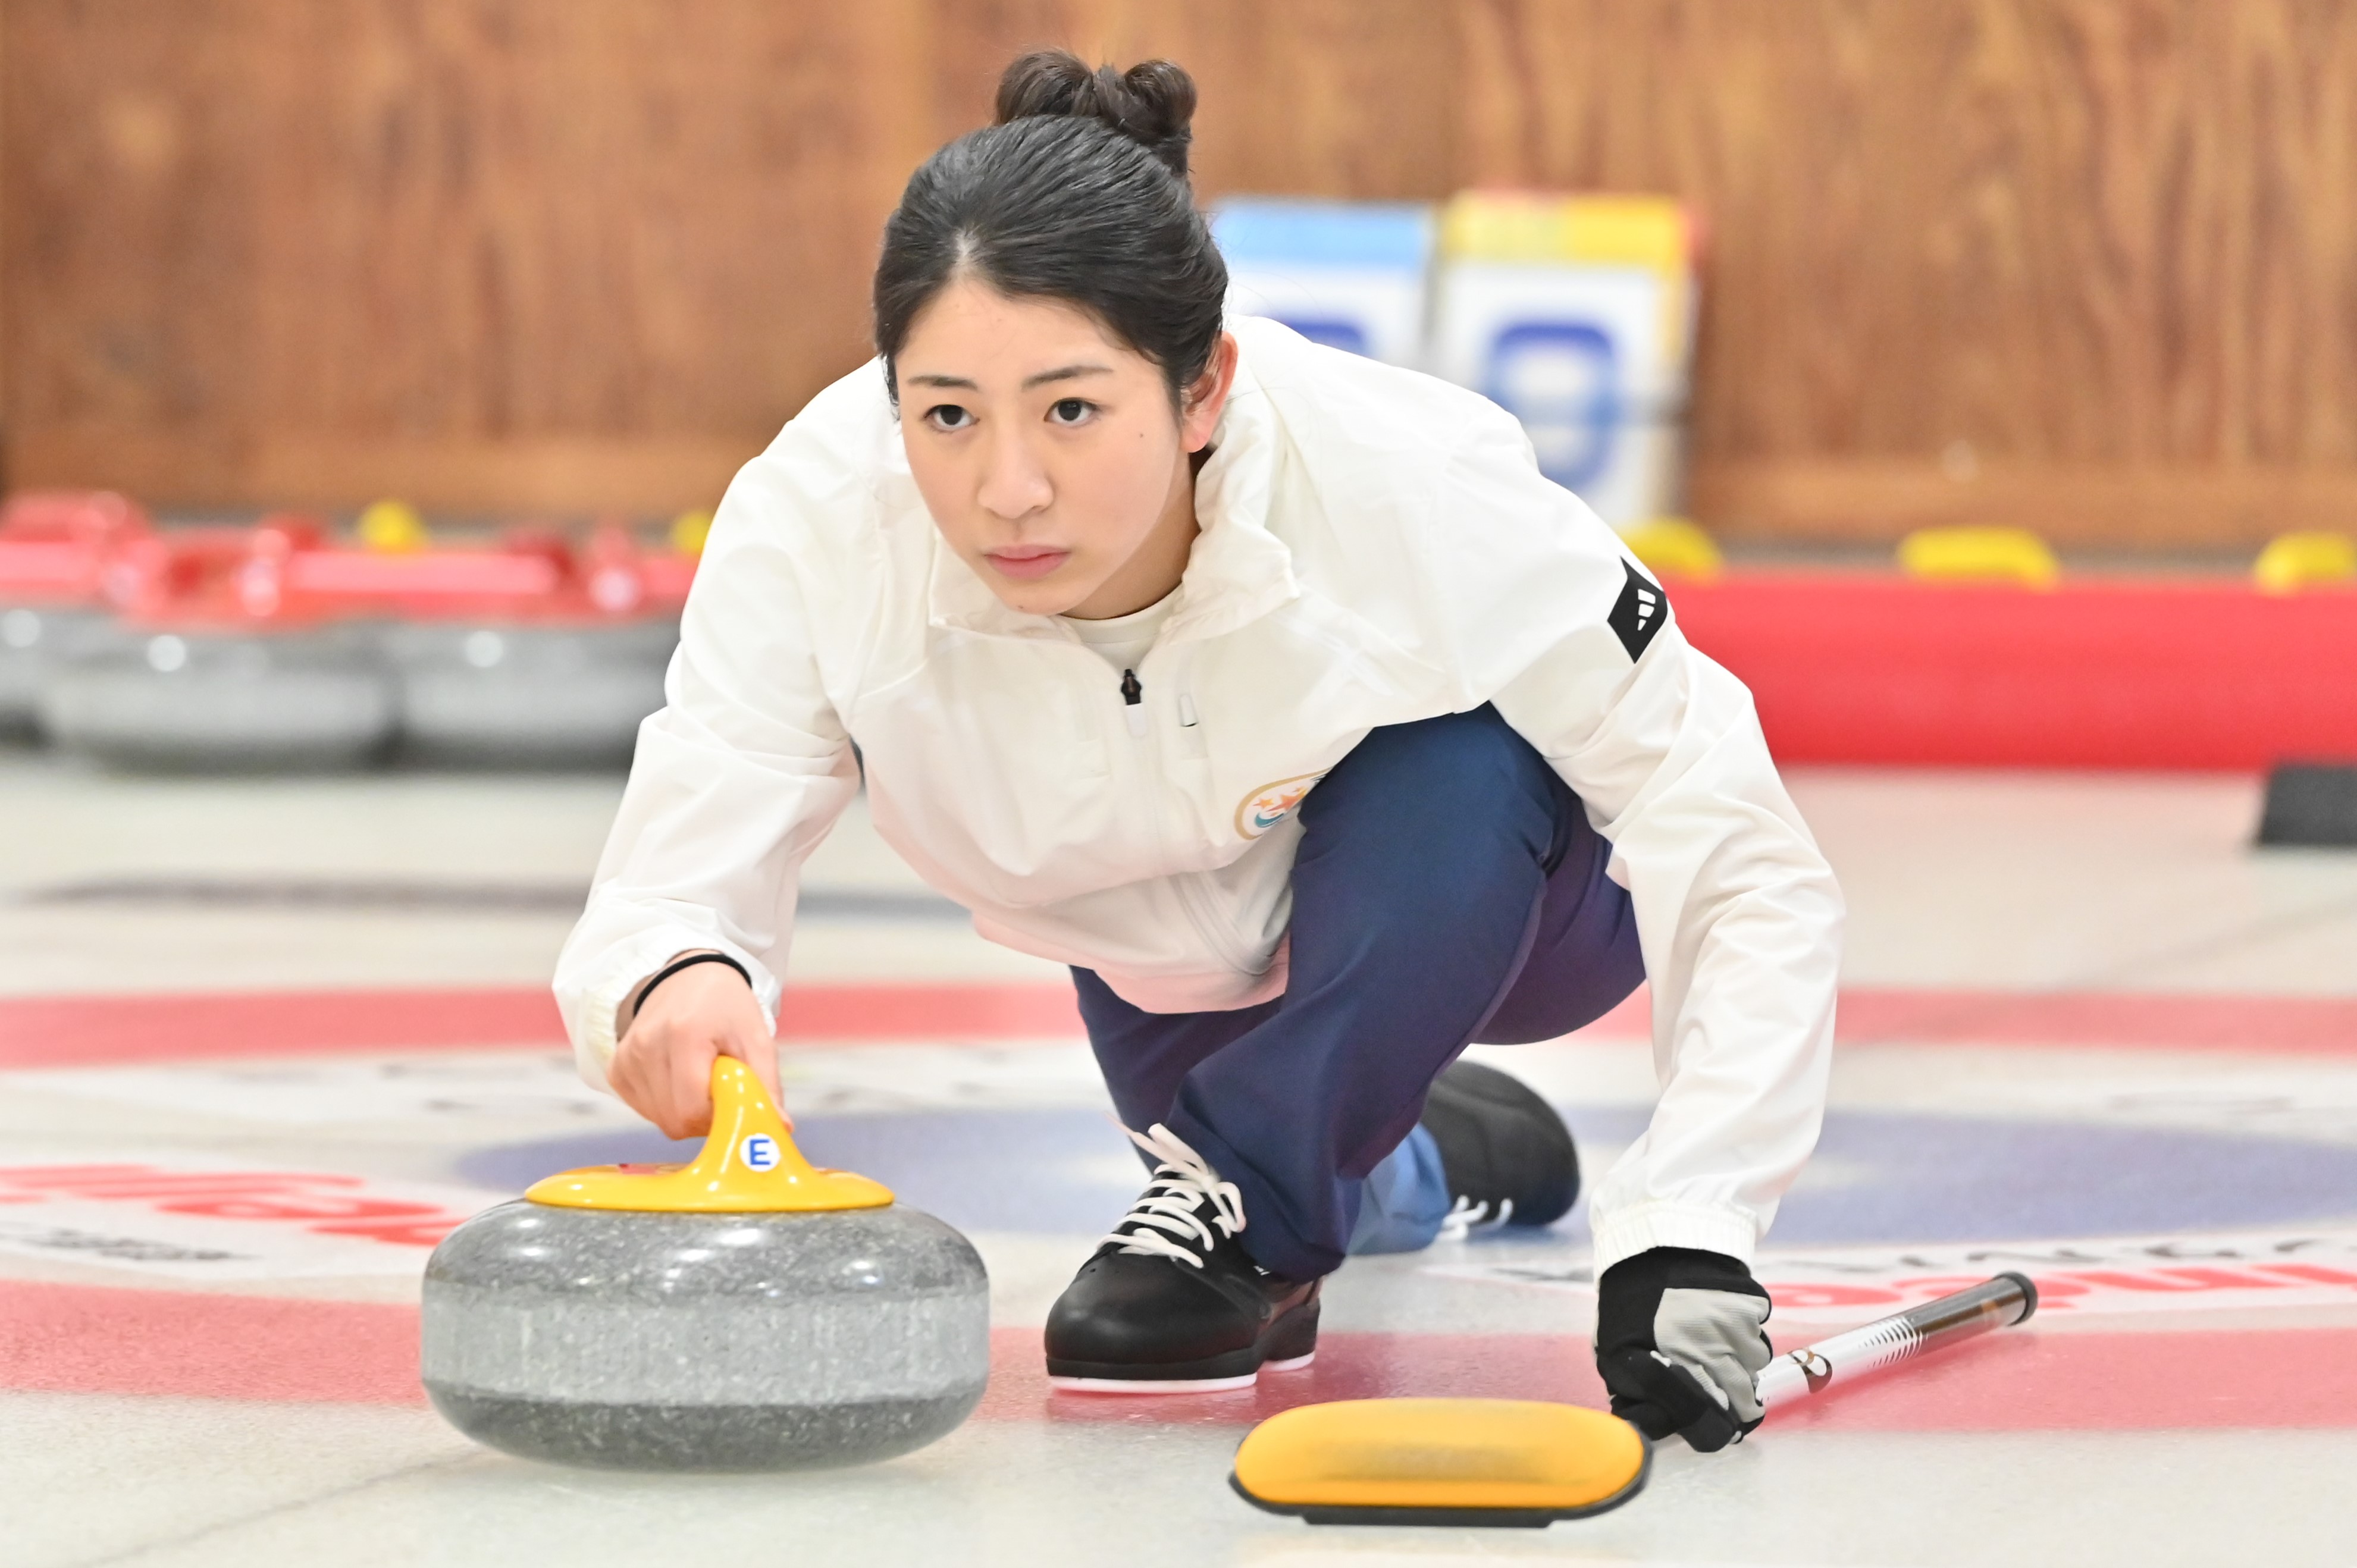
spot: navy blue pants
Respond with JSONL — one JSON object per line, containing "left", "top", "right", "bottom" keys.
{"left": 1073, "top": 704, "right": 1645, "bottom": 1281}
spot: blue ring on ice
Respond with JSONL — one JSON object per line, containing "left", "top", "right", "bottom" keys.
{"left": 457, "top": 1103, "right": 2357, "bottom": 1247}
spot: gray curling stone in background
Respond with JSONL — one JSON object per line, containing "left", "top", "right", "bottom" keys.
{"left": 39, "top": 629, "right": 396, "bottom": 770}
{"left": 0, "top": 606, "right": 118, "bottom": 737}
{"left": 421, "top": 1059, "right": 990, "bottom": 1472}
{"left": 382, "top": 621, "right": 676, "bottom": 768}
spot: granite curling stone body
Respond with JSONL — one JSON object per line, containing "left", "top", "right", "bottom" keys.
{"left": 381, "top": 620, "right": 673, "bottom": 768}
{"left": 422, "top": 1059, "right": 989, "bottom": 1470}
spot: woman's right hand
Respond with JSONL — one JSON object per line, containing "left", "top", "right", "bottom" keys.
{"left": 608, "top": 955, "right": 783, "bottom": 1140}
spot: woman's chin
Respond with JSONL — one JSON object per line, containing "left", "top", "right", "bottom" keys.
{"left": 983, "top": 574, "right": 1093, "bottom": 617}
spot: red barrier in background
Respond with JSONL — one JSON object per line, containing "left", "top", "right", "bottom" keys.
{"left": 0, "top": 490, "right": 152, "bottom": 604}
{"left": 1673, "top": 575, "right": 2357, "bottom": 771}
{"left": 14, "top": 492, "right": 2353, "bottom": 772}
{"left": 0, "top": 491, "right": 696, "bottom": 628}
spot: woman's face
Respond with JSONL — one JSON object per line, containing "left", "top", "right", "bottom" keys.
{"left": 897, "top": 276, "right": 1234, "bottom": 619}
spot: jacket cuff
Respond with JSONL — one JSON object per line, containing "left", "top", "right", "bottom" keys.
{"left": 1588, "top": 1200, "right": 1760, "bottom": 1278}
{"left": 562, "top": 929, "right": 775, "bottom": 1092}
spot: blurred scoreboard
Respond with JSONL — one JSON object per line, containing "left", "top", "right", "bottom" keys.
{"left": 1213, "top": 199, "right": 1435, "bottom": 368}
{"left": 1214, "top": 192, "right": 1695, "bottom": 532}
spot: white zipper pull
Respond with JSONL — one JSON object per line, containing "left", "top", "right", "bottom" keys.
{"left": 1170, "top": 645, "right": 1208, "bottom": 758}
{"left": 1120, "top": 669, "right": 1148, "bottom": 737}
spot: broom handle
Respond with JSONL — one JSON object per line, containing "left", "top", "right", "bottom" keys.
{"left": 1754, "top": 1272, "right": 2038, "bottom": 1411}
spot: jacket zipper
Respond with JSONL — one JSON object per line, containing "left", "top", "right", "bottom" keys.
{"left": 1119, "top": 667, "right": 1146, "bottom": 736}
{"left": 1111, "top": 661, "right": 1258, "bottom": 974}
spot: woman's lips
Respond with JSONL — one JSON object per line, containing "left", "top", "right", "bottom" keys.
{"left": 983, "top": 547, "right": 1071, "bottom": 581}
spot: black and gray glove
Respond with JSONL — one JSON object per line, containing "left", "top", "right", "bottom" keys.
{"left": 1595, "top": 1246, "right": 1773, "bottom": 1452}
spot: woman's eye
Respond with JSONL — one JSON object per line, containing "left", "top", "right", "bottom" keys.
{"left": 1048, "top": 399, "right": 1095, "bottom": 425}
{"left": 924, "top": 404, "right": 973, "bottom": 432}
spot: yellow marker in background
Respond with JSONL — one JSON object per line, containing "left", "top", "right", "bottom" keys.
{"left": 1897, "top": 526, "right": 2059, "bottom": 589}
{"left": 1621, "top": 516, "right": 1723, "bottom": 581}
{"left": 357, "top": 498, "right": 429, "bottom": 553}
{"left": 670, "top": 510, "right": 714, "bottom": 556}
{"left": 2253, "top": 531, "right": 2356, "bottom": 594}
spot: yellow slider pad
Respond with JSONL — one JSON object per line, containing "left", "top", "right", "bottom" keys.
{"left": 525, "top": 1057, "right": 894, "bottom": 1213}
{"left": 1231, "top": 1398, "right": 1649, "bottom": 1528}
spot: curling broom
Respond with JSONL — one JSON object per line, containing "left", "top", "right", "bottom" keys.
{"left": 1230, "top": 1271, "right": 2039, "bottom": 1528}
{"left": 1757, "top": 1269, "right": 2036, "bottom": 1410}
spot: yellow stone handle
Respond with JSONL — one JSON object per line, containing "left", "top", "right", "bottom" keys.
{"left": 526, "top": 1056, "right": 894, "bottom": 1212}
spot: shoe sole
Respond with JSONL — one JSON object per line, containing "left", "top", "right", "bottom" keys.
{"left": 1046, "top": 1299, "right": 1319, "bottom": 1395}
{"left": 1048, "top": 1350, "right": 1315, "bottom": 1396}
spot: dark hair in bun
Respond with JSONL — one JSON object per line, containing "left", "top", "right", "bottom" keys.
{"left": 874, "top": 51, "right": 1226, "bottom": 406}
{"left": 993, "top": 53, "right": 1196, "bottom": 180}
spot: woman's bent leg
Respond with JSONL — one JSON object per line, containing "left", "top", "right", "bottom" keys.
{"left": 1161, "top": 705, "right": 1639, "bottom": 1281}
{"left": 1074, "top": 967, "right": 1452, "bottom": 1253}
{"left": 1070, "top": 967, "right": 1274, "bottom": 1141}
{"left": 1478, "top": 760, "right": 1646, "bottom": 1045}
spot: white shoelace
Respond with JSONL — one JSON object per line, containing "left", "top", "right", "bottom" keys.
{"left": 1099, "top": 1123, "right": 1246, "bottom": 1269}
{"left": 1436, "top": 1194, "right": 1515, "bottom": 1241}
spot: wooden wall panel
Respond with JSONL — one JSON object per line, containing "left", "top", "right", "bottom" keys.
{"left": 4, "top": 0, "right": 2355, "bottom": 543}
{"left": 2, "top": 0, "right": 932, "bottom": 512}
{"left": 908, "top": 2, "right": 1461, "bottom": 202}
{"left": 1461, "top": 0, "right": 2357, "bottom": 541}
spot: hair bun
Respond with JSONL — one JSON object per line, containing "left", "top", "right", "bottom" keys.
{"left": 994, "top": 51, "right": 1196, "bottom": 180}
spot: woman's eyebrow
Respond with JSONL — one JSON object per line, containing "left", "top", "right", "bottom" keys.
{"left": 903, "top": 363, "right": 1111, "bottom": 391}
{"left": 1021, "top": 363, "right": 1114, "bottom": 389}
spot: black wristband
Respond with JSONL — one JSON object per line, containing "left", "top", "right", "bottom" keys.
{"left": 635, "top": 951, "right": 752, "bottom": 1011}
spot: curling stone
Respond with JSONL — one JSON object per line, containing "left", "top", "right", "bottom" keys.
{"left": 381, "top": 620, "right": 673, "bottom": 767}
{"left": 0, "top": 606, "right": 118, "bottom": 736}
{"left": 0, "top": 489, "right": 151, "bottom": 738}
{"left": 40, "top": 627, "right": 396, "bottom": 771}
{"left": 422, "top": 1058, "right": 990, "bottom": 1471}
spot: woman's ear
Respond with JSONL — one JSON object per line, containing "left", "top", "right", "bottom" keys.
{"left": 1180, "top": 332, "right": 1239, "bottom": 453}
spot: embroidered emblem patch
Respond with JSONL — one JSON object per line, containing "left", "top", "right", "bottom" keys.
{"left": 1607, "top": 559, "right": 1669, "bottom": 661}
{"left": 1234, "top": 773, "right": 1325, "bottom": 840}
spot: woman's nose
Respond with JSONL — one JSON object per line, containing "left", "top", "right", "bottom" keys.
{"left": 976, "top": 428, "right": 1053, "bottom": 521}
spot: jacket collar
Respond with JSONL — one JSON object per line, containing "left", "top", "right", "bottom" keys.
{"left": 923, "top": 340, "right": 1300, "bottom": 644}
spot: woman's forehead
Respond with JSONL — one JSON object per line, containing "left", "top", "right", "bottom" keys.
{"left": 898, "top": 278, "right": 1151, "bottom": 388}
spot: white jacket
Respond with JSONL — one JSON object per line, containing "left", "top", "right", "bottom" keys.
{"left": 556, "top": 317, "right": 1842, "bottom": 1273}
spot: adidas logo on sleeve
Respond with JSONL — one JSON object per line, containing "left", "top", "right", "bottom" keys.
{"left": 1607, "top": 560, "right": 1669, "bottom": 661}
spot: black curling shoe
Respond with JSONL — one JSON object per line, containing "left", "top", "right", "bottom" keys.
{"left": 1423, "top": 1058, "right": 1580, "bottom": 1233}
{"left": 1044, "top": 1124, "right": 1321, "bottom": 1393}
